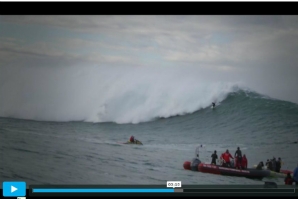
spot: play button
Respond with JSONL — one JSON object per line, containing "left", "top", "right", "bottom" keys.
{"left": 3, "top": 182, "right": 26, "bottom": 197}
{"left": 11, "top": 186, "right": 18, "bottom": 193}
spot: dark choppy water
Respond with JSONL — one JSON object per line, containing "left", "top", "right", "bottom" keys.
{"left": 1, "top": 90, "right": 298, "bottom": 187}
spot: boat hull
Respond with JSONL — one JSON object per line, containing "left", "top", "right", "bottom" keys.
{"left": 252, "top": 165, "right": 292, "bottom": 178}
{"left": 183, "top": 161, "right": 191, "bottom": 170}
{"left": 184, "top": 161, "right": 270, "bottom": 179}
{"left": 198, "top": 163, "right": 270, "bottom": 180}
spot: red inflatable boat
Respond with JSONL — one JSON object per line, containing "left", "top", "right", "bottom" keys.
{"left": 183, "top": 161, "right": 270, "bottom": 179}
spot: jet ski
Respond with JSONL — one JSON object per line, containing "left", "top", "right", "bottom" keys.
{"left": 123, "top": 139, "right": 143, "bottom": 145}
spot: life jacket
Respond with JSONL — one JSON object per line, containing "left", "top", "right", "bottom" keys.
{"left": 223, "top": 152, "right": 232, "bottom": 163}
{"left": 130, "top": 136, "right": 134, "bottom": 142}
{"left": 241, "top": 156, "right": 247, "bottom": 168}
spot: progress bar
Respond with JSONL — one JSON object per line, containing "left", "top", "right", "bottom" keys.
{"left": 183, "top": 188, "right": 295, "bottom": 193}
{"left": 32, "top": 188, "right": 175, "bottom": 193}
{"left": 31, "top": 188, "right": 296, "bottom": 193}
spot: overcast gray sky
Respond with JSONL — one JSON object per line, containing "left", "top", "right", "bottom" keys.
{"left": 1, "top": 15, "right": 298, "bottom": 106}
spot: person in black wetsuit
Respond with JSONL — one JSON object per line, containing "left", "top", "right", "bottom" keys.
{"left": 212, "top": 102, "right": 215, "bottom": 108}
{"left": 211, "top": 150, "right": 218, "bottom": 165}
{"left": 234, "top": 147, "right": 242, "bottom": 169}
{"left": 272, "top": 157, "right": 277, "bottom": 171}
{"left": 276, "top": 157, "right": 282, "bottom": 172}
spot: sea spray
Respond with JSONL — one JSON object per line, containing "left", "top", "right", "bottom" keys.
{"left": 0, "top": 64, "right": 241, "bottom": 124}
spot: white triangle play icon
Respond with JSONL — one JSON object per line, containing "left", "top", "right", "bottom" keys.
{"left": 11, "top": 186, "right": 18, "bottom": 193}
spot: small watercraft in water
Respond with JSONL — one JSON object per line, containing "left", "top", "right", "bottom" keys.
{"left": 183, "top": 161, "right": 270, "bottom": 179}
{"left": 123, "top": 140, "right": 143, "bottom": 145}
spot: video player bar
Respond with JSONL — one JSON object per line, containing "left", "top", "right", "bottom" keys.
{"left": 2, "top": 182, "right": 297, "bottom": 198}
{"left": 24, "top": 184, "right": 298, "bottom": 197}
{"left": 31, "top": 188, "right": 295, "bottom": 193}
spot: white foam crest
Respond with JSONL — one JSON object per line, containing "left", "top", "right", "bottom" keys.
{"left": 0, "top": 63, "right": 241, "bottom": 124}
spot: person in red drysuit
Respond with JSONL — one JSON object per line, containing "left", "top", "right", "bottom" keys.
{"left": 222, "top": 149, "right": 234, "bottom": 167}
{"left": 241, "top": 154, "right": 248, "bottom": 169}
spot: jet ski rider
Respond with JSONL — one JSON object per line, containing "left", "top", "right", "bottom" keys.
{"left": 130, "top": 136, "right": 135, "bottom": 143}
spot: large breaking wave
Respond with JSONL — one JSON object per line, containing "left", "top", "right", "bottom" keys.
{"left": 0, "top": 64, "right": 243, "bottom": 124}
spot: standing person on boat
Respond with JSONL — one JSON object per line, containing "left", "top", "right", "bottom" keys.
{"left": 241, "top": 154, "right": 248, "bottom": 169}
{"left": 211, "top": 150, "right": 218, "bottom": 165}
{"left": 272, "top": 157, "right": 277, "bottom": 171}
{"left": 293, "top": 163, "right": 298, "bottom": 185}
{"left": 191, "top": 146, "right": 202, "bottom": 171}
{"left": 284, "top": 173, "right": 293, "bottom": 185}
{"left": 222, "top": 149, "right": 234, "bottom": 167}
{"left": 234, "top": 147, "right": 242, "bottom": 169}
{"left": 276, "top": 157, "right": 282, "bottom": 172}
{"left": 265, "top": 159, "right": 270, "bottom": 168}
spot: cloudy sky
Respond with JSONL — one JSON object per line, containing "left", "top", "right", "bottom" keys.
{"left": 1, "top": 15, "right": 298, "bottom": 105}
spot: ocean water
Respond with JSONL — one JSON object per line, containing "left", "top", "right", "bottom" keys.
{"left": 1, "top": 89, "right": 298, "bottom": 187}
